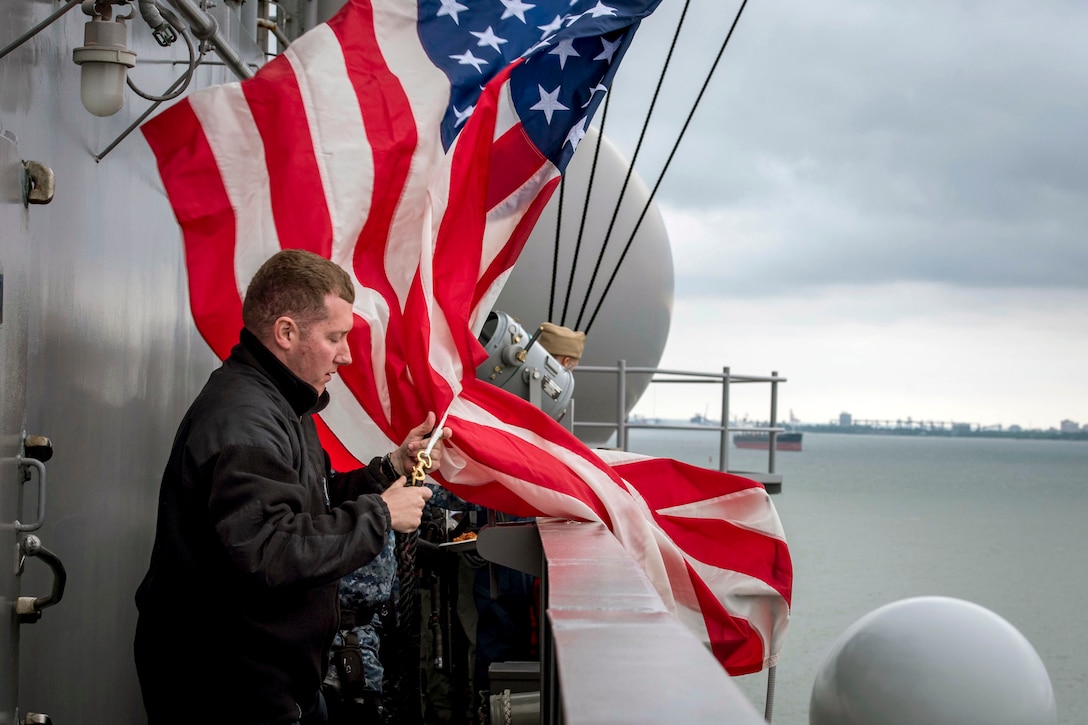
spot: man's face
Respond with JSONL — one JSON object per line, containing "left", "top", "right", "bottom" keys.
{"left": 285, "top": 293, "right": 354, "bottom": 394}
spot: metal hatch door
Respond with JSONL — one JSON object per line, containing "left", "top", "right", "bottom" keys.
{"left": 0, "top": 129, "right": 31, "bottom": 722}
{"left": 0, "top": 129, "right": 63, "bottom": 725}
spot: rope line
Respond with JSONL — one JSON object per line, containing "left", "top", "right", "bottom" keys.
{"left": 574, "top": 0, "right": 693, "bottom": 330}
{"left": 586, "top": 0, "right": 750, "bottom": 334}
{"left": 548, "top": 176, "right": 566, "bottom": 321}
{"left": 561, "top": 89, "right": 612, "bottom": 327}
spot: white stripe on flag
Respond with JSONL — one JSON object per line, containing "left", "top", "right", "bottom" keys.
{"left": 322, "top": 376, "right": 395, "bottom": 460}
{"left": 445, "top": 397, "right": 678, "bottom": 607}
{"left": 286, "top": 26, "right": 375, "bottom": 259}
{"left": 189, "top": 85, "right": 280, "bottom": 298}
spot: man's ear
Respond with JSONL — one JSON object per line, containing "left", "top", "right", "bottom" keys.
{"left": 271, "top": 316, "right": 298, "bottom": 351}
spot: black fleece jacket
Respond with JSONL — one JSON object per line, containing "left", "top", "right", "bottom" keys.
{"left": 135, "top": 329, "right": 394, "bottom": 724}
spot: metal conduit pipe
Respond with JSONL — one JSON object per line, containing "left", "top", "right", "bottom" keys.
{"left": 165, "top": 0, "right": 254, "bottom": 79}
{"left": 257, "top": 18, "right": 290, "bottom": 50}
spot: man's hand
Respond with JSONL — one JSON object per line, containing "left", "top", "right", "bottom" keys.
{"left": 380, "top": 476, "right": 433, "bottom": 533}
{"left": 391, "top": 411, "right": 453, "bottom": 480}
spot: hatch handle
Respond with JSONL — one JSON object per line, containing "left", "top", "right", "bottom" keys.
{"left": 16, "top": 535, "right": 67, "bottom": 624}
{"left": 15, "top": 456, "right": 46, "bottom": 532}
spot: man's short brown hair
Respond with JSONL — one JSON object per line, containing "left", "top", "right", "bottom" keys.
{"left": 242, "top": 249, "right": 355, "bottom": 333}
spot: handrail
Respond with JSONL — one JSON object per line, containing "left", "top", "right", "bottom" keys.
{"left": 571, "top": 362, "right": 787, "bottom": 493}
{"left": 538, "top": 518, "right": 767, "bottom": 723}
{"left": 479, "top": 520, "right": 768, "bottom": 724}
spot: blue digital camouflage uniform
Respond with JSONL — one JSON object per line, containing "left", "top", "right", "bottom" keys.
{"left": 325, "top": 530, "right": 397, "bottom": 696}
{"left": 425, "top": 482, "right": 475, "bottom": 513}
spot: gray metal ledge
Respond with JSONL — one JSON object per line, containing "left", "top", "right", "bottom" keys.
{"left": 536, "top": 518, "right": 766, "bottom": 724}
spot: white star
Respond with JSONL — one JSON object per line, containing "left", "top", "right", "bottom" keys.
{"left": 453, "top": 104, "right": 475, "bottom": 127}
{"left": 548, "top": 38, "right": 579, "bottom": 69}
{"left": 450, "top": 49, "right": 488, "bottom": 72}
{"left": 437, "top": 0, "right": 469, "bottom": 25}
{"left": 587, "top": 1, "right": 617, "bottom": 18}
{"left": 538, "top": 15, "right": 564, "bottom": 38}
{"left": 565, "top": 11, "right": 586, "bottom": 26}
{"left": 529, "top": 85, "right": 569, "bottom": 124}
{"left": 594, "top": 36, "right": 621, "bottom": 64}
{"left": 522, "top": 35, "right": 554, "bottom": 58}
{"left": 564, "top": 117, "right": 587, "bottom": 151}
{"left": 471, "top": 26, "right": 508, "bottom": 54}
{"left": 500, "top": 0, "right": 536, "bottom": 23}
{"left": 580, "top": 83, "right": 607, "bottom": 108}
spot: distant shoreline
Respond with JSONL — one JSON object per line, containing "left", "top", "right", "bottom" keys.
{"left": 794, "top": 425, "right": 1088, "bottom": 442}
{"left": 626, "top": 418, "right": 1088, "bottom": 442}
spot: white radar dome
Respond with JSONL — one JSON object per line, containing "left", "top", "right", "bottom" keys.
{"left": 494, "top": 127, "right": 674, "bottom": 447}
{"left": 810, "top": 596, "right": 1057, "bottom": 725}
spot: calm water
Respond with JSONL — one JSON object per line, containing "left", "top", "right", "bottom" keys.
{"left": 623, "top": 429, "right": 1088, "bottom": 724}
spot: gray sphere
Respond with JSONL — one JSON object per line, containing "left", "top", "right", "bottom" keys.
{"left": 810, "top": 596, "right": 1057, "bottom": 725}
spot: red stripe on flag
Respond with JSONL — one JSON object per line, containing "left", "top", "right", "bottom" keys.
{"left": 242, "top": 54, "right": 333, "bottom": 258}
{"left": 330, "top": 0, "right": 417, "bottom": 278}
{"left": 689, "top": 565, "right": 768, "bottom": 676}
{"left": 328, "top": 0, "right": 421, "bottom": 439}
{"left": 430, "top": 84, "right": 501, "bottom": 394}
{"left": 315, "top": 414, "right": 364, "bottom": 472}
{"left": 486, "top": 124, "right": 546, "bottom": 211}
{"left": 474, "top": 174, "right": 561, "bottom": 315}
{"left": 444, "top": 418, "right": 613, "bottom": 523}
{"left": 614, "top": 457, "right": 770, "bottom": 508}
{"left": 141, "top": 100, "right": 240, "bottom": 360}
{"left": 446, "top": 384, "right": 616, "bottom": 526}
{"left": 655, "top": 515, "right": 793, "bottom": 603}
{"left": 340, "top": 317, "right": 396, "bottom": 439}
{"left": 398, "top": 275, "right": 440, "bottom": 429}
{"left": 481, "top": 62, "right": 549, "bottom": 213}
{"left": 614, "top": 457, "right": 793, "bottom": 603}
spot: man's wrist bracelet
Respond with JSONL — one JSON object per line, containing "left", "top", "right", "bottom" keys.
{"left": 381, "top": 452, "right": 399, "bottom": 482}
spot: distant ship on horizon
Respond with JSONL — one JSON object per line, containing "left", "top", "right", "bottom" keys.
{"left": 690, "top": 413, "right": 719, "bottom": 426}
{"left": 734, "top": 432, "right": 804, "bottom": 452}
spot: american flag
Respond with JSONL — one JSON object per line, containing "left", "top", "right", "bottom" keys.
{"left": 143, "top": 0, "right": 791, "bottom": 675}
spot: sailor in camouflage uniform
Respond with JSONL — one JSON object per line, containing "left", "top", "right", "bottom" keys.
{"left": 324, "top": 529, "right": 397, "bottom": 723}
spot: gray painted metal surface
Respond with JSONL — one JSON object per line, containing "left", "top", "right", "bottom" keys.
{"left": 537, "top": 518, "right": 766, "bottom": 724}
{"left": 1, "top": 121, "right": 32, "bottom": 725}
{"left": 1, "top": 2, "right": 262, "bottom": 721}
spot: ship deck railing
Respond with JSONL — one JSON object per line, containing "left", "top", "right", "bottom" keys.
{"left": 570, "top": 362, "right": 787, "bottom": 493}
{"left": 477, "top": 518, "right": 768, "bottom": 724}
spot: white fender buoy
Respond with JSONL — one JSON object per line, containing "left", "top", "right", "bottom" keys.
{"left": 810, "top": 596, "right": 1057, "bottom": 725}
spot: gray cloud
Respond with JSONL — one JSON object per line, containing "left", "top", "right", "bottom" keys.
{"left": 599, "top": 0, "right": 1088, "bottom": 298}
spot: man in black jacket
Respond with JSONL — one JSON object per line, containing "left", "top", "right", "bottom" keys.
{"left": 134, "top": 249, "right": 447, "bottom": 724}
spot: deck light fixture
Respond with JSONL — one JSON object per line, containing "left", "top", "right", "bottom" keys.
{"left": 72, "top": 13, "right": 136, "bottom": 116}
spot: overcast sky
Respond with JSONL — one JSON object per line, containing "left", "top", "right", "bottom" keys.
{"left": 595, "top": 0, "right": 1088, "bottom": 429}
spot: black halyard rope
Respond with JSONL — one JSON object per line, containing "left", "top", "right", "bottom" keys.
{"left": 549, "top": 176, "right": 566, "bottom": 321}
{"left": 573, "top": 0, "right": 694, "bottom": 331}
{"left": 560, "top": 88, "right": 613, "bottom": 327}
{"left": 585, "top": 0, "right": 750, "bottom": 335}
